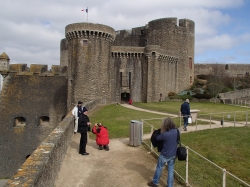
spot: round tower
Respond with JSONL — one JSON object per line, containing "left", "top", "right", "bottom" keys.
{"left": 147, "top": 18, "right": 195, "bottom": 92}
{"left": 65, "top": 23, "right": 116, "bottom": 108}
{"left": 0, "top": 52, "right": 10, "bottom": 72}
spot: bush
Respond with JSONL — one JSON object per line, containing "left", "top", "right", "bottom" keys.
{"left": 193, "top": 93, "right": 213, "bottom": 99}
{"left": 178, "top": 94, "right": 193, "bottom": 101}
{"left": 168, "top": 92, "right": 176, "bottom": 96}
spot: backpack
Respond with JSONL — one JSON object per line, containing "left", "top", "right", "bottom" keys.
{"left": 150, "top": 129, "right": 163, "bottom": 152}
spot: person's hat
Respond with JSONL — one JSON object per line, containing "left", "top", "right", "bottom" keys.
{"left": 78, "top": 101, "right": 83, "bottom": 104}
{"left": 82, "top": 107, "right": 88, "bottom": 113}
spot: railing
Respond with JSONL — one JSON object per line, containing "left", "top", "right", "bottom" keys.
{"left": 141, "top": 114, "right": 250, "bottom": 187}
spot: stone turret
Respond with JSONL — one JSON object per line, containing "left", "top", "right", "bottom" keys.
{"left": 0, "top": 52, "right": 10, "bottom": 77}
{"left": 65, "top": 22, "right": 116, "bottom": 108}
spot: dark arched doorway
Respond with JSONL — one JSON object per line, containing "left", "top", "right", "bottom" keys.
{"left": 121, "top": 92, "right": 130, "bottom": 103}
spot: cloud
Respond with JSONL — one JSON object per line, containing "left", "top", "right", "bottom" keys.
{"left": 0, "top": 0, "right": 249, "bottom": 67}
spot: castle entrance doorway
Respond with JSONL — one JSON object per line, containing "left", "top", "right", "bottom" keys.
{"left": 121, "top": 92, "right": 130, "bottom": 103}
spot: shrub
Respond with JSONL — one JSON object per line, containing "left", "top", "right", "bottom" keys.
{"left": 168, "top": 92, "right": 176, "bottom": 97}
{"left": 193, "top": 93, "right": 213, "bottom": 99}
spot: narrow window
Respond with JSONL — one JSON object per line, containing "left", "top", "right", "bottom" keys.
{"left": 120, "top": 72, "right": 122, "bottom": 86}
{"left": 189, "top": 57, "right": 192, "bottom": 69}
{"left": 83, "top": 39, "right": 88, "bottom": 46}
{"left": 225, "top": 64, "right": 228, "bottom": 70}
{"left": 141, "top": 30, "right": 144, "bottom": 35}
{"left": 14, "top": 117, "right": 26, "bottom": 127}
{"left": 129, "top": 72, "right": 131, "bottom": 89}
{"left": 39, "top": 116, "right": 50, "bottom": 126}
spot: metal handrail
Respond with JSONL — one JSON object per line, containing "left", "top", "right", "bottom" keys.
{"left": 141, "top": 117, "right": 250, "bottom": 187}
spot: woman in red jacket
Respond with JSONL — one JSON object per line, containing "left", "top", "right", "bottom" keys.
{"left": 92, "top": 123, "right": 110, "bottom": 151}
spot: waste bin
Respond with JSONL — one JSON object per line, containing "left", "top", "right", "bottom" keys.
{"left": 129, "top": 120, "right": 142, "bottom": 146}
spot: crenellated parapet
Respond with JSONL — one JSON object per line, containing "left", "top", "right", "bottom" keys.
{"left": 65, "top": 23, "right": 116, "bottom": 42}
{"left": 111, "top": 46, "right": 144, "bottom": 58}
{"left": 1, "top": 64, "right": 67, "bottom": 77}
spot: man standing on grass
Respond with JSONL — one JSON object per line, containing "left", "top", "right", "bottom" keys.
{"left": 180, "top": 99, "right": 191, "bottom": 131}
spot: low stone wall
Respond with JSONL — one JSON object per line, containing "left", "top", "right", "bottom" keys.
{"left": 4, "top": 101, "right": 98, "bottom": 187}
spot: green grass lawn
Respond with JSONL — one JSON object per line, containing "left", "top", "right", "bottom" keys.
{"left": 134, "top": 101, "right": 250, "bottom": 122}
{"left": 89, "top": 102, "right": 250, "bottom": 186}
{"left": 88, "top": 104, "right": 169, "bottom": 139}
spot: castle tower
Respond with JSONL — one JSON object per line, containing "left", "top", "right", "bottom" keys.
{"left": 0, "top": 52, "right": 10, "bottom": 72}
{"left": 65, "top": 23, "right": 116, "bottom": 108}
{"left": 147, "top": 18, "right": 195, "bottom": 92}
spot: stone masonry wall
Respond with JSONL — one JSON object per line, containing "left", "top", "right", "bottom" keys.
{"left": 60, "top": 39, "right": 68, "bottom": 67}
{"left": 4, "top": 110, "right": 74, "bottom": 187}
{"left": 65, "top": 23, "right": 116, "bottom": 110}
{"left": 0, "top": 64, "right": 68, "bottom": 178}
{"left": 3, "top": 101, "right": 97, "bottom": 187}
{"left": 195, "top": 64, "right": 250, "bottom": 77}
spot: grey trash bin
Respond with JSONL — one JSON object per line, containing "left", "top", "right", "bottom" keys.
{"left": 129, "top": 120, "right": 142, "bottom": 146}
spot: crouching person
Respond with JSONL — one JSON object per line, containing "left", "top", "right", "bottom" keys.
{"left": 92, "top": 123, "right": 110, "bottom": 151}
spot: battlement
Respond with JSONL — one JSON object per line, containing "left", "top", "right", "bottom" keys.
{"left": 111, "top": 46, "right": 144, "bottom": 58}
{"left": 0, "top": 64, "right": 67, "bottom": 77}
{"left": 65, "top": 22, "right": 116, "bottom": 42}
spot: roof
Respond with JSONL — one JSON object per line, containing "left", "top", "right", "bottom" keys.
{"left": 0, "top": 52, "right": 10, "bottom": 60}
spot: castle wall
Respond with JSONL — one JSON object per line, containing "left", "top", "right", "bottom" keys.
{"left": 60, "top": 38, "right": 68, "bottom": 67}
{"left": 144, "top": 45, "right": 179, "bottom": 102}
{"left": 111, "top": 18, "right": 195, "bottom": 99}
{"left": 113, "top": 26, "right": 147, "bottom": 47}
{"left": 111, "top": 46, "right": 144, "bottom": 102}
{"left": 0, "top": 64, "right": 67, "bottom": 178}
{"left": 65, "top": 23, "right": 116, "bottom": 109}
{"left": 4, "top": 101, "right": 97, "bottom": 187}
{"left": 195, "top": 64, "right": 250, "bottom": 77}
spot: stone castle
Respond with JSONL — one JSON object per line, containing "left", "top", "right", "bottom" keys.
{"left": 0, "top": 17, "right": 195, "bottom": 177}
{"left": 0, "top": 17, "right": 249, "bottom": 179}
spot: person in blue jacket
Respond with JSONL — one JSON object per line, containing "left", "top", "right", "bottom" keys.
{"left": 180, "top": 99, "right": 191, "bottom": 131}
{"left": 147, "top": 117, "right": 178, "bottom": 187}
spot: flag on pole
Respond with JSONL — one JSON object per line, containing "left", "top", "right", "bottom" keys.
{"left": 81, "top": 8, "right": 88, "bottom": 13}
{"left": 81, "top": 7, "right": 88, "bottom": 22}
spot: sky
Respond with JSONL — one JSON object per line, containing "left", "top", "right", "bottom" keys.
{"left": 1, "top": 0, "right": 250, "bottom": 69}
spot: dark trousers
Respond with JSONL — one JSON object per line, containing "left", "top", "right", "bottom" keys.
{"left": 79, "top": 133, "right": 87, "bottom": 154}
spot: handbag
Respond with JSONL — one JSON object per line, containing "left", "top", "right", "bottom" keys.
{"left": 176, "top": 129, "right": 187, "bottom": 161}
{"left": 188, "top": 117, "right": 192, "bottom": 124}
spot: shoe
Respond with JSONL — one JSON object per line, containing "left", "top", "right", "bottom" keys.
{"left": 104, "top": 145, "right": 109, "bottom": 151}
{"left": 184, "top": 127, "right": 187, "bottom": 131}
{"left": 74, "top": 132, "right": 76, "bottom": 134}
{"left": 82, "top": 152, "right": 89, "bottom": 155}
{"left": 147, "top": 181, "right": 158, "bottom": 187}
{"left": 98, "top": 146, "right": 103, "bottom": 150}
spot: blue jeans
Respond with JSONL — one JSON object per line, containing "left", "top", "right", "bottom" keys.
{"left": 152, "top": 154, "right": 176, "bottom": 187}
{"left": 183, "top": 116, "right": 188, "bottom": 128}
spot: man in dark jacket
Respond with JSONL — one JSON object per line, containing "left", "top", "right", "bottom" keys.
{"left": 180, "top": 99, "right": 191, "bottom": 131}
{"left": 78, "top": 107, "right": 91, "bottom": 155}
{"left": 148, "top": 117, "right": 178, "bottom": 187}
